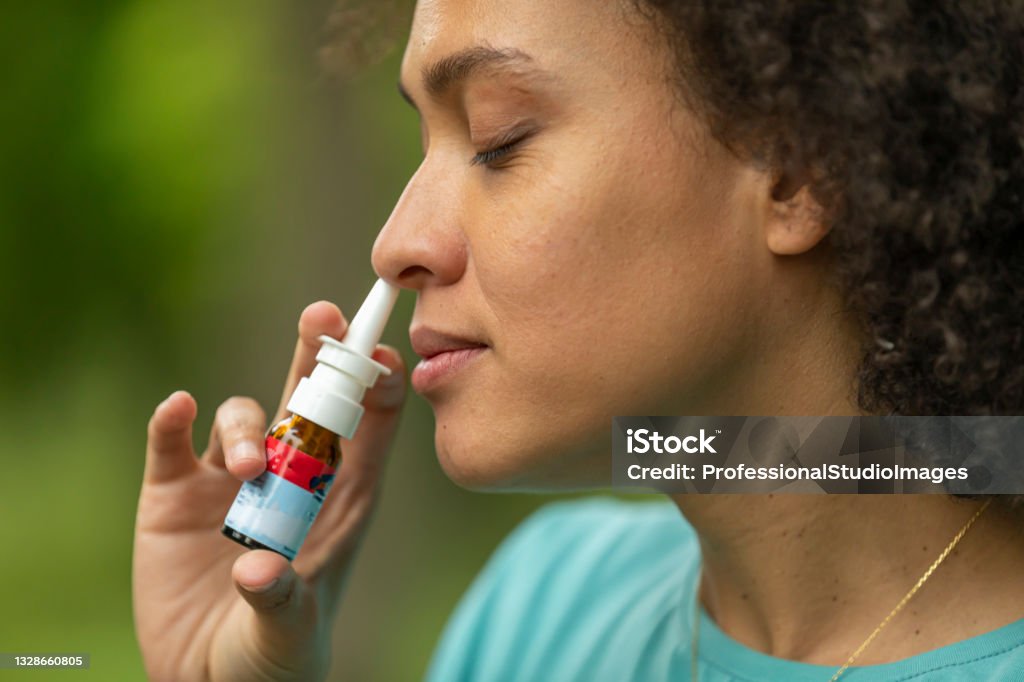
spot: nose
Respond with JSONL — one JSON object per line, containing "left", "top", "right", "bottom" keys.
{"left": 372, "top": 162, "right": 468, "bottom": 292}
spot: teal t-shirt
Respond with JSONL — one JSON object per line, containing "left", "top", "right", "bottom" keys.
{"left": 425, "top": 498, "right": 1024, "bottom": 681}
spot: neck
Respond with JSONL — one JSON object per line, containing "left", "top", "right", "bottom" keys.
{"left": 662, "top": 252, "right": 1024, "bottom": 663}
{"left": 670, "top": 494, "right": 1024, "bottom": 665}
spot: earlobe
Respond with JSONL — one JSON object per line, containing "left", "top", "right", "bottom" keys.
{"left": 765, "top": 173, "right": 830, "bottom": 256}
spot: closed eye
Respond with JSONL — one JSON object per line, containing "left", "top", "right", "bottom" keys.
{"left": 470, "top": 127, "right": 537, "bottom": 168}
{"left": 471, "top": 140, "right": 522, "bottom": 166}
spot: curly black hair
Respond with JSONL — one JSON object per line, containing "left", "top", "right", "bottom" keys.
{"left": 636, "top": 0, "right": 1024, "bottom": 420}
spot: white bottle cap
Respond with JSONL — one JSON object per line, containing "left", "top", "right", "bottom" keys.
{"left": 286, "top": 279, "right": 400, "bottom": 438}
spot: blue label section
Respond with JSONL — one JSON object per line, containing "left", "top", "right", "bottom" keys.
{"left": 224, "top": 470, "right": 330, "bottom": 560}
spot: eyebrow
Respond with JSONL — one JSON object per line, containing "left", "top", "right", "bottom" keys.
{"left": 398, "top": 45, "right": 539, "bottom": 110}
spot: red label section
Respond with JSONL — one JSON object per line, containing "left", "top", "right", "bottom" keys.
{"left": 265, "top": 436, "right": 336, "bottom": 494}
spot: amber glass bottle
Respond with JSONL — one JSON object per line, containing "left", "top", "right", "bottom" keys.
{"left": 221, "top": 413, "right": 342, "bottom": 559}
{"left": 268, "top": 414, "right": 342, "bottom": 472}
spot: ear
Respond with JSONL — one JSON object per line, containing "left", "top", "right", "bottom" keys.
{"left": 763, "top": 162, "right": 830, "bottom": 256}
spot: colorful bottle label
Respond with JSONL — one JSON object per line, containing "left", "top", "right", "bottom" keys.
{"left": 224, "top": 436, "right": 337, "bottom": 560}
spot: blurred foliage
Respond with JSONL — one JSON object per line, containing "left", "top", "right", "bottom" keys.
{"left": 0, "top": 1, "right": 577, "bottom": 680}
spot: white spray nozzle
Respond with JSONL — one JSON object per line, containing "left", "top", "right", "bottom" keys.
{"left": 343, "top": 278, "right": 400, "bottom": 357}
{"left": 286, "top": 278, "right": 401, "bottom": 438}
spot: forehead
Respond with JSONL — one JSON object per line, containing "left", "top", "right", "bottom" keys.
{"left": 401, "top": 0, "right": 651, "bottom": 87}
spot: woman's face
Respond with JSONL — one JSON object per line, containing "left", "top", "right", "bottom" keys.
{"left": 372, "top": 0, "right": 836, "bottom": 489}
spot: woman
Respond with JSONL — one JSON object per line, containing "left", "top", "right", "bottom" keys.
{"left": 132, "top": 1, "right": 1024, "bottom": 680}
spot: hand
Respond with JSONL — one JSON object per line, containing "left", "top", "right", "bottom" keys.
{"left": 132, "top": 302, "right": 406, "bottom": 682}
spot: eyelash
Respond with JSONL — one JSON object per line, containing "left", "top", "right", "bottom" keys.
{"left": 470, "top": 132, "right": 531, "bottom": 168}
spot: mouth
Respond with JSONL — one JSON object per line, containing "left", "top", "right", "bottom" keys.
{"left": 409, "top": 326, "right": 489, "bottom": 394}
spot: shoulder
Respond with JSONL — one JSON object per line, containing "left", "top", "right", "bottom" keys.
{"left": 425, "top": 497, "right": 699, "bottom": 682}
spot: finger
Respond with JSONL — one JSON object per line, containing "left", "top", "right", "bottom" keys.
{"left": 274, "top": 301, "right": 348, "bottom": 422}
{"left": 233, "top": 550, "right": 318, "bottom": 648}
{"left": 359, "top": 345, "right": 408, "bottom": 413}
{"left": 203, "top": 396, "right": 267, "bottom": 480}
{"left": 144, "top": 391, "right": 199, "bottom": 484}
{"left": 341, "top": 345, "right": 407, "bottom": 459}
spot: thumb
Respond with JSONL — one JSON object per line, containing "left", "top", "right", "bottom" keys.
{"left": 232, "top": 551, "right": 318, "bottom": 651}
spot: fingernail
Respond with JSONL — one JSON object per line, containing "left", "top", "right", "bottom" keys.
{"left": 380, "top": 371, "right": 404, "bottom": 388}
{"left": 161, "top": 389, "right": 189, "bottom": 406}
{"left": 242, "top": 577, "right": 279, "bottom": 594}
{"left": 233, "top": 441, "right": 262, "bottom": 463}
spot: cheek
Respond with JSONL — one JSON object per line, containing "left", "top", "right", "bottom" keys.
{"left": 466, "top": 143, "right": 662, "bottom": 334}
{"left": 470, "top": 116, "right": 756, "bottom": 366}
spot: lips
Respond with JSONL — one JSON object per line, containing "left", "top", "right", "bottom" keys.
{"left": 409, "top": 326, "right": 488, "bottom": 393}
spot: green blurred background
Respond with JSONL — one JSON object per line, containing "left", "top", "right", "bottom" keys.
{"left": 0, "top": 2, "right": 583, "bottom": 679}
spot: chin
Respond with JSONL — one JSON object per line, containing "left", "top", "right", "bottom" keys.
{"left": 433, "top": 431, "right": 528, "bottom": 491}
{"left": 432, "top": 418, "right": 610, "bottom": 493}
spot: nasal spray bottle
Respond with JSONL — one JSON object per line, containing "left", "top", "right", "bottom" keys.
{"left": 222, "top": 279, "right": 399, "bottom": 560}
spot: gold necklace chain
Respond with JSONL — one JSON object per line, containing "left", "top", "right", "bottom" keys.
{"left": 689, "top": 498, "right": 992, "bottom": 682}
